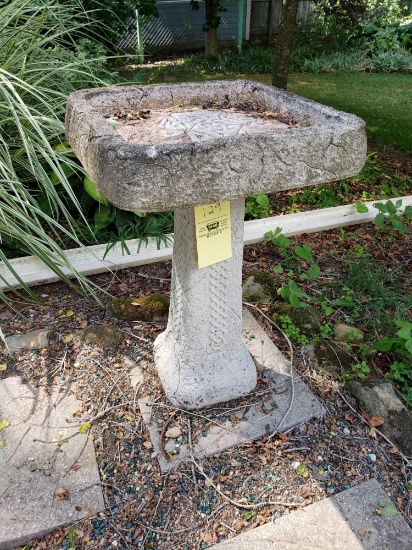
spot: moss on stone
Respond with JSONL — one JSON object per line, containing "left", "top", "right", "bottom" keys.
{"left": 306, "top": 340, "right": 353, "bottom": 374}
{"left": 107, "top": 294, "right": 170, "bottom": 322}
{"left": 250, "top": 271, "right": 274, "bottom": 290}
{"left": 271, "top": 303, "right": 321, "bottom": 337}
{"left": 81, "top": 324, "right": 123, "bottom": 349}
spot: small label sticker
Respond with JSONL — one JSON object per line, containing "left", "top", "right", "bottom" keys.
{"left": 194, "top": 201, "right": 232, "bottom": 269}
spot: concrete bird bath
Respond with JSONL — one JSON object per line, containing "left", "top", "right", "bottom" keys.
{"left": 66, "top": 80, "right": 366, "bottom": 410}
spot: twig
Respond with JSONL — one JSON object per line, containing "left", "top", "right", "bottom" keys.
{"left": 335, "top": 386, "right": 412, "bottom": 468}
{"left": 159, "top": 410, "right": 178, "bottom": 460}
{"left": 34, "top": 401, "right": 137, "bottom": 444}
{"left": 191, "top": 457, "right": 301, "bottom": 509}
{"left": 136, "top": 271, "right": 171, "bottom": 282}
{"left": 136, "top": 520, "right": 200, "bottom": 535}
{"left": 188, "top": 418, "right": 197, "bottom": 485}
{"left": 242, "top": 302, "right": 295, "bottom": 439}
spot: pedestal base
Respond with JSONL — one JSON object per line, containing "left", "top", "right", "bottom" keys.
{"left": 154, "top": 329, "right": 256, "bottom": 409}
{"left": 153, "top": 198, "right": 257, "bottom": 410}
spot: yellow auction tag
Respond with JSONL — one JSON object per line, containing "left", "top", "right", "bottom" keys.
{"left": 194, "top": 201, "right": 232, "bottom": 269}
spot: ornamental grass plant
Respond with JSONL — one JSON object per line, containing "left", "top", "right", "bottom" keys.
{"left": 0, "top": 0, "right": 114, "bottom": 304}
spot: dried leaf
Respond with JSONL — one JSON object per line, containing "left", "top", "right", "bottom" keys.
{"left": 0, "top": 364, "right": 7, "bottom": 372}
{"left": 378, "top": 500, "right": 399, "bottom": 517}
{"left": 78, "top": 422, "right": 91, "bottom": 434}
{"left": 0, "top": 439, "right": 6, "bottom": 447}
{"left": 54, "top": 487, "right": 70, "bottom": 500}
{"left": 62, "top": 334, "right": 73, "bottom": 344}
{"left": 79, "top": 320, "right": 88, "bottom": 329}
{"left": 358, "top": 529, "right": 371, "bottom": 537}
{"left": 369, "top": 416, "right": 385, "bottom": 427}
{"left": 233, "top": 519, "right": 243, "bottom": 532}
{"left": 143, "top": 441, "right": 153, "bottom": 450}
{"left": 0, "top": 419, "right": 10, "bottom": 431}
{"left": 200, "top": 531, "right": 214, "bottom": 543}
{"left": 301, "top": 485, "right": 315, "bottom": 498}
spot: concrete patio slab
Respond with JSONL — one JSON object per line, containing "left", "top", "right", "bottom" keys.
{"left": 213, "top": 479, "right": 412, "bottom": 550}
{"left": 139, "top": 309, "right": 325, "bottom": 472}
{"left": 0, "top": 377, "right": 104, "bottom": 550}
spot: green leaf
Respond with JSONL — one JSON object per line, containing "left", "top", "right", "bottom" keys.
{"left": 53, "top": 141, "right": 76, "bottom": 158}
{"left": 378, "top": 500, "right": 399, "bottom": 517}
{"left": 404, "top": 205, "right": 412, "bottom": 219}
{"left": 94, "top": 205, "right": 116, "bottom": 230}
{"left": 355, "top": 201, "right": 369, "bottom": 213}
{"left": 273, "top": 265, "right": 283, "bottom": 274}
{"left": 321, "top": 304, "right": 334, "bottom": 316}
{"left": 391, "top": 219, "right": 410, "bottom": 234}
{"left": 373, "top": 202, "right": 388, "bottom": 213}
{"left": 307, "top": 263, "right": 320, "bottom": 279}
{"left": 243, "top": 511, "right": 254, "bottom": 520}
{"left": 385, "top": 200, "right": 397, "bottom": 215}
{"left": 50, "top": 162, "right": 75, "bottom": 185}
{"left": 405, "top": 338, "right": 412, "bottom": 355}
{"left": 406, "top": 482, "right": 412, "bottom": 491}
{"left": 272, "top": 233, "right": 291, "bottom": 248}
{"left": 396, "top": 327, "right": 412, "bottom": 340}
{"left": 256, "top": 194, "right": 270, "bottom": 206}
{"left": 374, "top": 337, "right": 394, "bottom": 352}
{"left": 84, "top": 176, "right": 109, "bottom": 205}
{"left": 374, "top": 212, "right": 386, "bottom": 226}
{"left": 295, "top": 244, "right": 312, "bottom": 261}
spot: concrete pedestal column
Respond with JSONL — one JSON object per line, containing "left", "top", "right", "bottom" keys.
{"left": 154, "top": 198, "right": 257, "bottom": 409}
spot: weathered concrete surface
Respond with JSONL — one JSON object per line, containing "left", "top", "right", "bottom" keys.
{"left": 140, "top": 309, "right": 325, "bottom": 472}
{"left": 66, "top": 79, "right": 366, "bottom": 213}
{"left": 0, "top": 377, "right": 104, "bottom": 550}
{"left": 154, "top": 200, "right": 257, "bottom": 409}
{"left": 213, "top": 479, "right": 412, "bottom": 550}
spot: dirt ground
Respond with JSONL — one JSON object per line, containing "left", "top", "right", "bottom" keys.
{"left": 0, "top": 151, "right": 411, "bottom": 550}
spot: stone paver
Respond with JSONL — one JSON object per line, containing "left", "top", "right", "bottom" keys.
{"left": 139, "top": 309, "right": 325, "bottom": 472}
{"left": 0, "top": 377, "right": 104, "bottom": 550}
{"left": 213, "top": 479, "right": 412, "bottom": 550}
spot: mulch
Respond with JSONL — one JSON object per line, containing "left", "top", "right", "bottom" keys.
{"left": 0, "top": 151, "right": 411, "bottom": 550}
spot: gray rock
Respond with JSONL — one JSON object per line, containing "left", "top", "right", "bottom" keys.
{"left": 272, "top": 304, "right": 321, "bottom": 338}
{"left": 334, "top": 323, "right": 364, "bottom": 344}
{"left": 304, "top": 340, "right": 353, "bottom": 374}
{"left": 242, "top": 276, "right": 272, "bottom": 303}
{"left": 81, "top": 324, "right": 123, "bottom": 349}
{"left": 346, "top": 379, "right": 412, "bottom": 455}
{"left": 4, "top": 329, "right": 52, "bottom": 354}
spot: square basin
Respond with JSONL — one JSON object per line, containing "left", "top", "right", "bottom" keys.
{"left": 65, "top": 79, "right": 366, "bottom": 213}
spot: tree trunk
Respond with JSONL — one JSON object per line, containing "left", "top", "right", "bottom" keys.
{"left": 272, "top": 0, "right": 299, "bottom": 89}
{"left": 206, "top": 27, "right": 219, "bottom": 57}
{"left": 205, "top": 0, "right": 219, "bottom": 57}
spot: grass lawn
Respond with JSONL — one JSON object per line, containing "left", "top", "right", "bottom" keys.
{"left": 131, "top": 64, "right": 412, "bottom": 153}
{"left": 287, "top": 73, "right": 412, "bottom": 154}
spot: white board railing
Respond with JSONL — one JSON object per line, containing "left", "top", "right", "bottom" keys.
{"left": 1, "top": 196, "right": 411, "bottom": 291}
